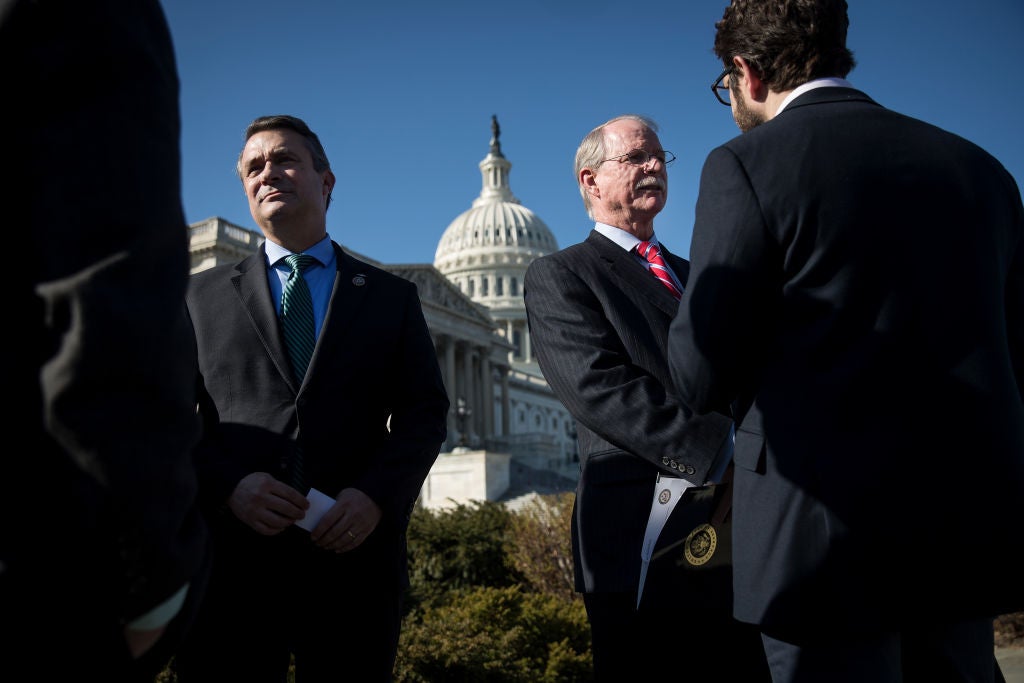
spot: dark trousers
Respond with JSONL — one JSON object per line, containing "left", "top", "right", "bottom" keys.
{"left": 761, "top": 617, "right": 1000, "bottom": 682}
{"left": 174, "top": 522, "right": 403, "bottom": 682}
{"left": 584, "top": 590, "right": 770, "bottom": 682}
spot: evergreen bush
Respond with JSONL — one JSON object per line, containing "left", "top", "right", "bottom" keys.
{"left": 394, "top": 585, "right": 590, "bottom": 682}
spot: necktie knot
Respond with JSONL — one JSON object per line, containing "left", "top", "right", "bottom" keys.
{"left": 637, "top": 241, "right": 660, "bottom": 262}
{"left": 285, "top": 253, "right": 317, "bottom": 274}
{"left": 636, "top": 240, "right": 682, "bottom": 300}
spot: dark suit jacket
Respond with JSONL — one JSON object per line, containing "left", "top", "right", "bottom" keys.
{"left": 668, "top": 87, "right": 1024, "bottom": 634}
{"left": 186, "top": 241, "right": 449, "bottom": 589}
{"left": 524, "top": 230, "right": 733, "bottom": 594}
{"left": 4, "top": 0, "right": 209, "bottom": 677}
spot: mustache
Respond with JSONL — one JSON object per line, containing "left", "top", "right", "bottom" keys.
{"left": 635, "top": 176, "right": 666, "bottom": 192}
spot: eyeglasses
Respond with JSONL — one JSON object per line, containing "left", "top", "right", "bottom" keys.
{"left": 598, "top": 149, "right": 676, "bottom": 168}
{"left": 712, "top": 67, "right": 733, "bottom": 106}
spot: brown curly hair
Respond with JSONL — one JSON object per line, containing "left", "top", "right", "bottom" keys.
{"left": 714, "top": 0, "right": 856, "bottom": 92}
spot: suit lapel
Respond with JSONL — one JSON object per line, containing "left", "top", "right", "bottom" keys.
{"left": 585, "top": 230, "right": 682, "bottom": 317}
{"left": 310, "top": 243, "right": 370, "bottom": 376}
{"left": 231, "top": 246, "right": 296, "bottom": 389}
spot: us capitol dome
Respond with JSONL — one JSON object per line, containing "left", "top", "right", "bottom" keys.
{"left": 434, "top": 115, "right": 557, "bottom": 365}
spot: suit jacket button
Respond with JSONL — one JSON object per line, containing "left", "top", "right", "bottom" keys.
{"left": 685, "top": 465, "right": 695, "bottom": 475}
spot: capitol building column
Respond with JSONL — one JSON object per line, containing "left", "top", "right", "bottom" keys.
{"left": 442, "top": 335, "right": 456, "bottom": 449}
{"left": 506, "top": 320, "right": 515, "bottom": 360}
{"left": 461, "top": 341, "right": 476, "bottom": 445}
{"left": 500, "top": 369, "right": 510, "bottom": 436}
{"left": 482, "top": 355, "right": 494, "bottom": 441}
{"left": 472, "top": 347, "right": 485, "bottom": 441}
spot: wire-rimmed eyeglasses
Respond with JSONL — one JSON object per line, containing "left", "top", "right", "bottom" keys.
{"left": 599, "top": 148, "right": 676, "bottom": 168}
{"left": 712, "top": 67, "right": 733, "bottom": 106}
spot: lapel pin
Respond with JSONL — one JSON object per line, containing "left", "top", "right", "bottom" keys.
{"left": 352, "top": 274, "right": 366, "bottom": 286}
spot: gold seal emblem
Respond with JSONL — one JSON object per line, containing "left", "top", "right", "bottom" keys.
{"left": 658, "top": 488, "right": 671, "bottom": 504}
{"left": 683, "top": 523, "right": 717, "bottom": 566}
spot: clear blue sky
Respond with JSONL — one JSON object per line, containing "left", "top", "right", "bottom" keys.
{"left": 164, "top": 0, "right": 1023, "bottom": 266}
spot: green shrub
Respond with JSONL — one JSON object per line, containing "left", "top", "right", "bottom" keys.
{"left": 506, "top": 493, "right": 577, "bottom": 603}
{"left": 394, "top": 585, "right": 591, "bottom": 682}
{"left": 406, "top": 500, "right": 524, "bottom": 609}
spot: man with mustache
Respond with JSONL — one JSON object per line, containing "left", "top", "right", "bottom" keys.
{"left": 173, "top": 114, "right": 449, "bottom": 681}
{"left": 524, "top": 114, "right": 769, "bottom": 681}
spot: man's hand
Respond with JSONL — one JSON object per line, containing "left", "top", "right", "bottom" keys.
{"left": 228, "top": 472, "right": 310, "bottom": 535}
{"left": 310, "top": 488, "right": 382, "bottom": 553}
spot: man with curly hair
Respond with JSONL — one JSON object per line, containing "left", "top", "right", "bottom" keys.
{"left": 668, "top": 1, "right": 1024, "bottom": 680}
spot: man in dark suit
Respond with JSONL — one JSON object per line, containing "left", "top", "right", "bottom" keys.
{"left": 173, "top": 115, "right": 449, "bottom": 682}
{"left": 524, "top": 114, "right": 769, "bottom": 682}
{"left": 2, "top": 0, "right": 210, "bottom": 679}
{"left": 667, "top": 1, "right": 1024, "bottom": 681}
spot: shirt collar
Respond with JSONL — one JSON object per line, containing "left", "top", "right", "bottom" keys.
{"left": 265, "top": 234, "right": 334, "bottom": 269}
{"left": 594, "top": 222, "right": 661, "bottom": 253}
{"left": 776, "top": 77, "right": 854, "bottom": 115}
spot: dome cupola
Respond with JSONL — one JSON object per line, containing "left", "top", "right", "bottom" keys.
{"left": 434, "top": 115, "right": 557, "bottom": 306}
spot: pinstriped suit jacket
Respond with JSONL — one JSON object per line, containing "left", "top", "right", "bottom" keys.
{"left": 524, "top": 230, "right": 733, "bottom": 594}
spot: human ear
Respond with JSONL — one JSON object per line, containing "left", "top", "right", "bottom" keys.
{"left": 733, "top": 56, "right": 767, "bottom": 103}
{"left": 580, "top": 168, "right": 599, "bottom": 199}
{"left": 322, "top": 170, "right": 336, "bottom": 199}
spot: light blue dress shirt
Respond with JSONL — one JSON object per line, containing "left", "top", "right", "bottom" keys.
{"left": 263, "top": 235, "right": 336, "bottom": 341}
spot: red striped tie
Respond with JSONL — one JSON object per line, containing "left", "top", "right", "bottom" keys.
{"left": 637, "top": 241, "right": 682, "bottom": 300}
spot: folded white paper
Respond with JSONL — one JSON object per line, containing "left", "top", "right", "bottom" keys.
{"left": 295, "top": 487, "right": 336, "bottom": 532}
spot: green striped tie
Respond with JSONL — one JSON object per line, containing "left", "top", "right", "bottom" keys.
{"left": 281, "top": 253, "right": 317, "bottom": 382}
{"left": 281, "top": 253, "right": 316, "bottom": 494}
